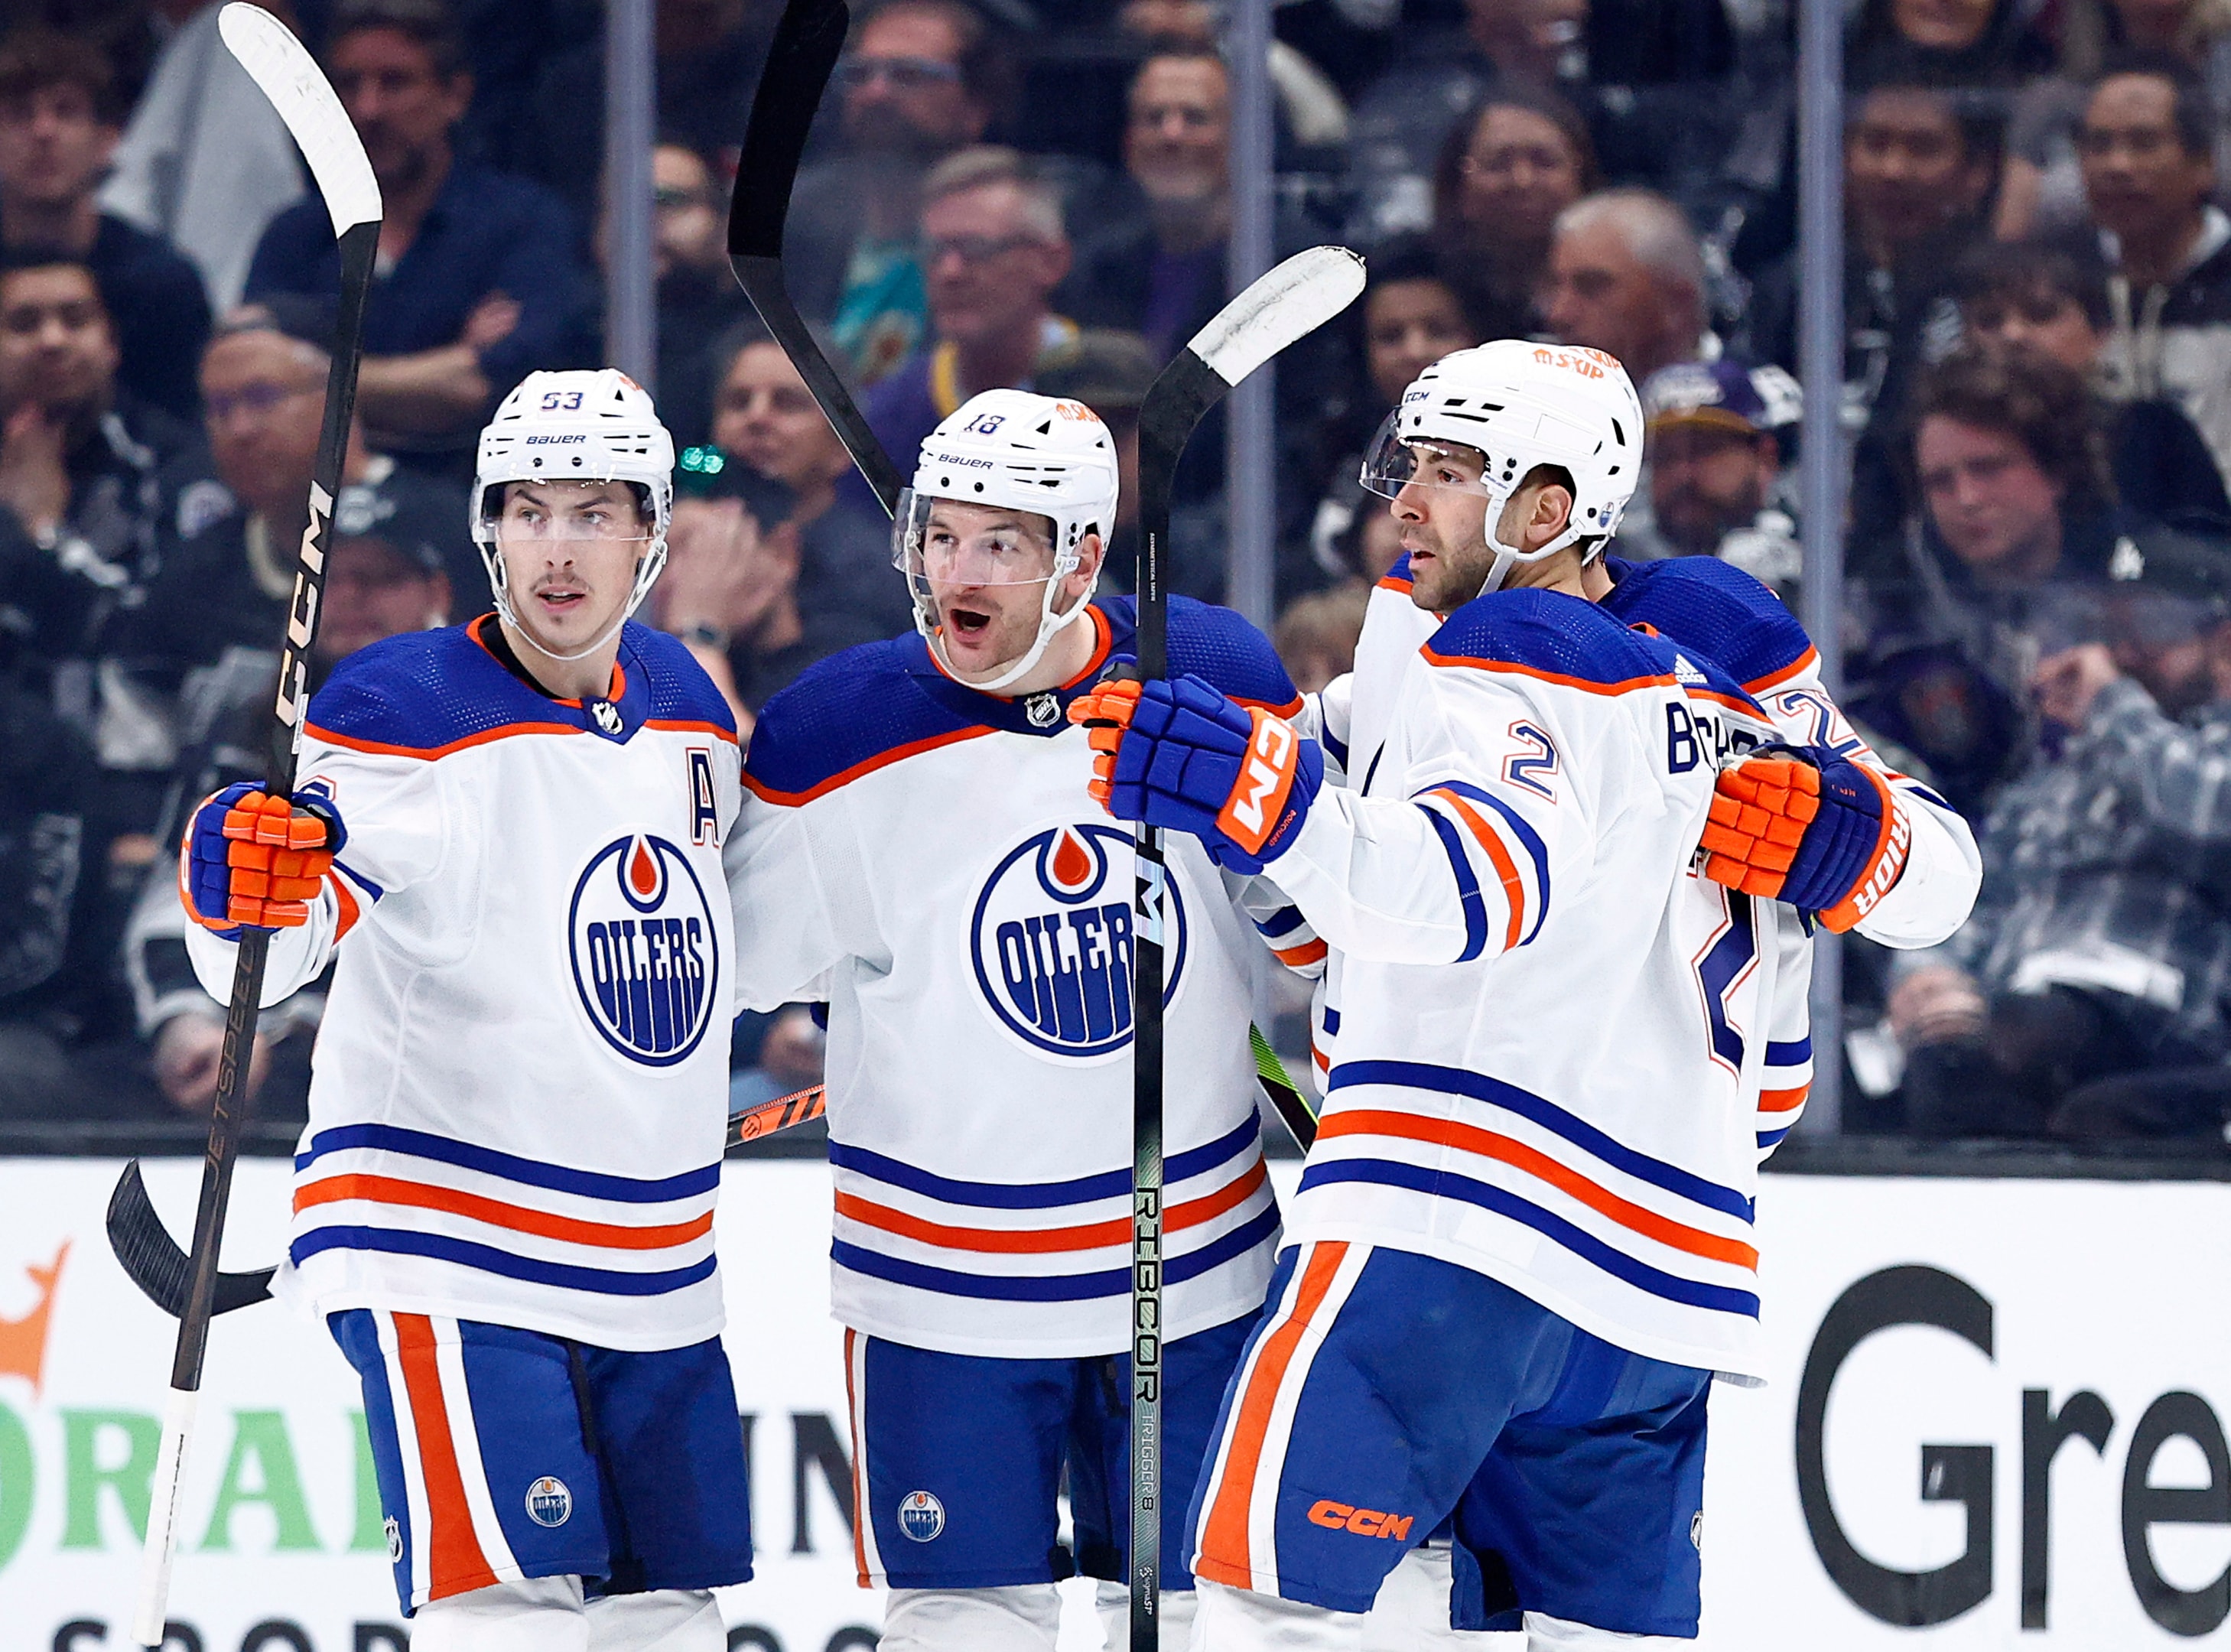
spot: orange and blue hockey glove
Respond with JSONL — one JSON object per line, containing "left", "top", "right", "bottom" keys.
{"left": 1069, "top": 663, "right": 1321, "bottom": 875}
{"left": 1699, "top": 746, "right": 1908, "bottom": 932}
{"left": 183, "top": 782, "right": 346, "bottom": 935}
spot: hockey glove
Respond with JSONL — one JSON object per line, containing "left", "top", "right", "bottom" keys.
{"left": 184, "top": 782, "right": 346, "bottom": 933}
{"left": 1069, "top": 665, "right": 1322, "bottom": 875}
{"left": 1699, "top": 746, "right": 1907, "bottom": 932}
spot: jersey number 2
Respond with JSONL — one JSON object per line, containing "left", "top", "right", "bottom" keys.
{"left": 1693, "top": 889, "right": 1756, "bottom": 1076}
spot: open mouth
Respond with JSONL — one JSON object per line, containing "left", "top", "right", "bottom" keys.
{"left": 534, "top": 586, "right": 589, "bottom": 617}
{"left": 946, "top": 603, "right": 994, "bottom": 641}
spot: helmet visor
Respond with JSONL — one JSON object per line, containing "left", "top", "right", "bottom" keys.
{"left": 893, "top": 488, "right": 1061, "bottom": 589}
{"left": 486, "top": 483, "right": 653, "bottom": 544}
{"left": 1358, "top": 411, "right": 1498, "bottom": 503}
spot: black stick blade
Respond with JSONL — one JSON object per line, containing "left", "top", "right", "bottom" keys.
{"left": 106, "top": 1161, "right": 275, "bottom": 1319}
{"left": 729, "top": 0, "right": 850, "bottom": 261}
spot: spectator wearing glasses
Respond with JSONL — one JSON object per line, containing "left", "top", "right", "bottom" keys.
{"left": 245, "top": 0, "right": 597, "bottom": 476}
{"left": 846, "top": 145, "right": 1077, "bottom": 513}
{"left": 1956, "top": 240, "right": 2231, "bottom": 528}
{"left": 784, "top": 0, "right": 1005, "bottom": 385}
{"left": 1887, "top": 533, "right": 2231, "bottom": 1145}
{"left": 619, "top": 139, "right": 750, "bottom": 454}
{"left": 1064, "top": 48, "right": 1233, "bottom": 366}
{"left": 0, "top": 29, "right": 212, "bottom": 422}
{"left": 1427, "top": 83, "right": 1597, "bottom": 341}
{"left": 2069, "top": 57, "right": 2231, "bottom": 489}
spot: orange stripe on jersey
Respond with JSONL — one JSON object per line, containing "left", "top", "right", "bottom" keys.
{"left": 843, "top": 1328, "right": 870, "bottom": 1588}
{"left": 1273, "top": 937, "right": 1329, "bottom": 968}
{"left": 1683, "top": 686, "right": 1759, "bottom": 717}
{"left": 1744, "top": 646, "right": 1820, "bottom": 694}
{"left": 1375, "top": 570, "right": 1413, "bottom": 593}
{"left": 390, "top": 1313, "right": 499, "bottom": 1601}
{"left": 742, "top": 724, "right": 997, "bottom": 807}
{"left": 308, "top": 719, "right": 584, "bottom": 761}
{"left": 1195, "top": 1241, "right": 1350, "bottom": 1590}
{"left": 834, "top": 1160, "right": 1267, "bottom": 1255}
{"left": 646, "top": 718, "right": 740, "bottom": 745}
{"left": 298, "top": 1175, "right": 714, "bottom": 1250}
{"left": 1319, "top": 1111, "right": 1758, "bottom": 1270}
{"left": 1312, "top": 1043, "right": 1330, "bottom": 1073}
{"left": 1426, "top": 789, "right": 1527, "bottom": 953}
{"left": 1419, "top": 647, "right": 1679, "bottom": 698}
{"left": 331, "top": 872, "right": 363, "bottom": 941}
{"left": 1758, "top": 1084, "right": 1810, "bottom": 1116}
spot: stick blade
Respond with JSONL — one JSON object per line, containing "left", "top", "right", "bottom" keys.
{"left": 107, "top": 1160, "right": 275, "bottom": 1319}
{"left": 728, "top": 0, "right": 850, "bottom": 260}
{"left": 219, "top": 4, "right": 380, "bottom": 235}
{"left": 1188, "top": 246, "right": 1366, "bottom": 389}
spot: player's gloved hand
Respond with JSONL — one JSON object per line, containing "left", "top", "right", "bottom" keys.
{"left": 1699, "top": 745, "right": 1907, "bottom": 932}
{"left": 183, "top": 782, "right": 346, "bottom": 934}
{"left": 1069, "top": 662, "right": 1322, "bottom": 874}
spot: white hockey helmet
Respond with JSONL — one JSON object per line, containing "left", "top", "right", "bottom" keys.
{"left": 1361, "top": 340, "right": 1644, "bottom": 596}
{"left": 896, "top": 388, "right": 1120, "bottom": 691}
{"left": 473, "top": 369, "right": 675, "bottom": 660}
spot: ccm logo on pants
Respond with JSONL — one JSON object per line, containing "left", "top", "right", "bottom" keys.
{"left": 1307, "top": 1500, "right": 1413, "bottom": 1540}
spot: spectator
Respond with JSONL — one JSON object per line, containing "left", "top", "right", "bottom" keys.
{"left": 130, "top": 301, "right": 474, "bottom": 689}
{"left": 1273, "top": 583, "right": 1370, "bottom": 694}
{"left": 0, "top": 28, "right": 212, "bottom": 421}
{"left": 1956, "top": 241, "right": 2231, "bottom": 526}
{"left": 782, "top": 0, "right": 1003, "bottom": 383}
{"left": 0, "top": 249, "right": 187, "bottom": 725}
{"left": 1304, "top": 238, "right": 1484, "bottom": 584}
{"left": 2070, "top": 58, "right": 2231, "bottom": 488}
{"left": 98, "top": 2, "right": 306, "bottom": 311}
{"left": 1888, "top": 533, "right": 2231, "bottom": 1143}
{"left": 1429, "top": 84, "right": 1597, "bottom": 340}
{"left": 848, "top": 146, "right": 1076, "bottom": 513}
{"left": 632, "top": 140, "right": 751, "bottom": 454}
{"left": 1064, "top": 47, "right": 1232, "bottom": 365}
{"left": 1845, "top": 0, "right": 2057, "bottom": 84}
{"left": 1849, "top": 347, "right": 2151, "bottom": 815}
{"left": 1630, "top": 359, "right": 1804, "bottom": 598}
{"left": 124, "top": 467, "right": 459, "bottom": 1120}
{"left": 1542, "top": 188, "right": 1712, "bottom": 387}
{"left": 245, "top": 0, "right": 597, "bottom": 474}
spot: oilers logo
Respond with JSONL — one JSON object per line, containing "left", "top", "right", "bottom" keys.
{"left": 568, "top": 834, "right": 720, "bottom": 1066}
{"left": 525, "top": 1476, "right": 573, "bottom": 1527}
{"left": 898, "top": 1490, "right": 945, "bottom": 1542}
{"left": 970, "top": 824, "right": 1185, "bottom": 1059}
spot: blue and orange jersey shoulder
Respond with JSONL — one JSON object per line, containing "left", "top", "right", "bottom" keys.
{"left": 1375, "top": 551, "right": 1416, "bottom": 598}
{"left": 744, "top": 596, "right": 1302, "bottom": 807}
{"left": 1423, "top": 586, "right": 1683, "bottom": 696}
{"left": 305, "top": 618, "right": 737, "bottom": 758}
{"left": 1599, "top": 554, "right": 1817, "bottom": 696}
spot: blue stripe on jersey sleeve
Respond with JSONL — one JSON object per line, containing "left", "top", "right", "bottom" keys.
{"left": 1322, "top": 720, "right": 1350, "bottom": 769}
{"left": 1600, "top": 556, "right": 1813, "bottom": 692}
{"left": 291, "top": 1225, "right": 718, "bottom": 1295}
{"left": 1326, "top": 1058, "right": 1755, "bottom": 1221}
{"left": 1420, "top": 805, "right": 1489, "bottom": 962}
{"left": 296, "top": 1122, "right": 720, "bottom": 1202}
{"left": 1424, "top": 587, "right": 1676, "bottom": 689}
{"left": 831, "top": 1202, "right": 1280, "bottom": 1302}
{"left": 1429, "top": 779, "right": 1552, "bottom": 944}
{"left": 1765, "top": 1037, "right": 1812, "bottom": 1066}
{"left": 1296, "top": 1158, "right": 1759, "bottom": 1317}
{"left": 1255, "top": 906, "right": 1307, "bottom": 939}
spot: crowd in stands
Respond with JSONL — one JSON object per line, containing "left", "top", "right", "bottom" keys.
{"left": 5, "top": 0, "right": 2231, "bottom": 1154}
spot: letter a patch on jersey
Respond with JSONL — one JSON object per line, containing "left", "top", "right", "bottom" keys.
{"left": 1218, "top": 710, "right": 1302, "bottom": 856}
{"left": 688, "top": 747, "right": 719, "bottom": 846}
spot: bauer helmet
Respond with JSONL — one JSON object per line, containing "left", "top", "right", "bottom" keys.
{"left": 473, "top": 369, "right": 675, "bottom": 660}
{"left": 896, "top": 388, "right": 1120, "bottom": 692}
{"left": 1361, "top": 340, "right": 1644, "bottom": 597}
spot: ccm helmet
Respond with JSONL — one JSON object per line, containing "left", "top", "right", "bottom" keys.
{"left": 896, "top": 389, "right": 1120, "bottom": 691}
{"left": 1361, "top": 340, "right": 1644, "bottom": 597}
{"left": 474, "top": 369, "right": 675, "bottom": 660}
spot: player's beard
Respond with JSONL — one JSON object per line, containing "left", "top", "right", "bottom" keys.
{"left": 1404, "top": 522, "right": 1496, "bottom": 614}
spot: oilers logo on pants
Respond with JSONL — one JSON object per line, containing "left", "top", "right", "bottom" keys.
{"left": 970, "top": 822, "right": 1185, "bottom": 1059}
{"left": 569, "top": 833, "right": 721, "bottom": 1065}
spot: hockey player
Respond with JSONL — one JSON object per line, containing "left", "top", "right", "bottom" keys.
{"left": 177, "top": 369, "right": 751, "bottom": 1650}
{"left": 1308, "top": 346, "right": 1982, "bottom": 1643}
{"left": 724, "top": 389, "right": 1310, "bottom": 1652}
{"left": 1072, "top": 345, "right": 1901, "bottom": 1648}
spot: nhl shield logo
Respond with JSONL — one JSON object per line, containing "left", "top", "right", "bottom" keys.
{"left": 898, "top": 1490, "right": 945, "bottom": 1542}
{"left": 568, "top": 834, "right": 720, "bottom": 1065}
{"left": 525, "top": 1476, "right": 573, "bottom": 1527}
{"left": 969, "top": 824, "right": 1185, "bottom": 1059}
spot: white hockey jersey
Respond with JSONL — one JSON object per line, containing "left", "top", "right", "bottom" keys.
{"left": 183, "top": 617, "right": 741, "bottom": 1351}
{"left": 1307, "top": 552, "right": 1982, "bottom": 1151}
{"left": 1267, "top": 588, "right": 1788, "bottom": 1378}
{"left": 726, "top": 596, "right": 1305, "bottom": 1359}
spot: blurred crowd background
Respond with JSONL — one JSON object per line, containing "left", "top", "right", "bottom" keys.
{"left": 5, "top": 0, "right": 2231, "bottom": 1153}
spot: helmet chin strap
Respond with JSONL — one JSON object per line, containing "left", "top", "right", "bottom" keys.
{"left": 935, "top": 588, "right": 1094, "bottom": 694}
{"left": 1465, "top": 492, "right": 1589, "bottom": 600}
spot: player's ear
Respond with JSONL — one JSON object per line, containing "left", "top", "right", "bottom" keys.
{"left": 1068, "top": 531, "right": 1106, "bottom": 597}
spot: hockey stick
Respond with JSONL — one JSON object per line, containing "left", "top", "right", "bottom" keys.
{"left": 118, "top": 10, "right": 379, "bottom": 1644}
{"left": 1125, "top": 246, "right": 1364, "bottom": 1649}
{"left": 727, "top": 0, "right": 905, "bottom": 516}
